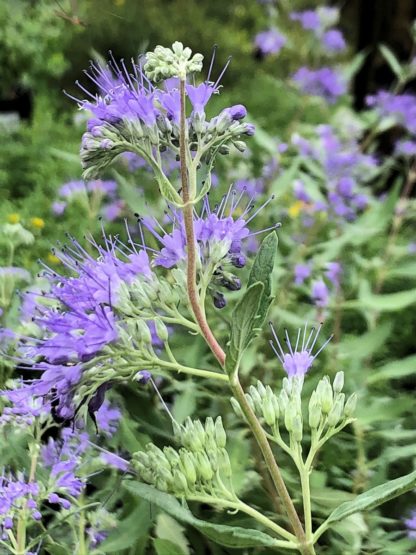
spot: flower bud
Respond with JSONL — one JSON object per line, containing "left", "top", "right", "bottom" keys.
{"left": 172, "top": 469, "right": 188, "bottom": 493}
{"left": 230, "top": 397, "right": 243, "bottom": 417}
{"left": 249, "top": 385, "right": 263, "bottom": 413}
{"left": 262, "top": 395, "right": 276, "bottom": 427}
{"left": 328, "top": 394, "right": 345, "bottom": 427}
{"left": 233, "top": 140, "right": 247, "bottom": 152}
{"left": 207, "top": 448, "right": 219, "bottom": 472}
{"left": 284, "top": 403, "right": 297, "bottom": 433}
{"left": 154, "top": 319, "right": 169, "bottom": 342}
{"left": 309, "top": 402, "right": 322, "bottom": 429}
{"left": 333, "top": 371, "right": 344, "bottom": 394}
{"left": 218, "top": 448, "right": 232, "bottom": 478}
{"left": 344, "top": 392, "right": 357, "bottom": 417}
{"left": 164, "top": 446, "right": 181, "bottom": 467}
{"left": 257, "top": 381, "right": 267, "bottom": 398}
{"left": 196, "top": 452, "right": 213, "bottom": 481}
{"left": 318, "top": 378, "right": 333, "bottom": 414}
{"left": 136, "top": 320, "right": 153, "bottom": 344}
{"left": 279, "top": 389, "right": 289, "bottom": 411}
{"left": 214, "top": 417, "right": 227, "bottom": 449}
{"left": 180, "top": 451, "right": 197, "bottom": 485}
{"left": 292, "top": 415, "right": 303, "bottom": 443}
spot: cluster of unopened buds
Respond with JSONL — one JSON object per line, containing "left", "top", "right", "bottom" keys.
{"left": 133, "top": 416, "right": 235, "bottom": 500}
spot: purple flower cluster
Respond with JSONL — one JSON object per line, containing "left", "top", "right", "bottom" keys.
{"left": 71, "top": 55, "right": 253, "bottom": 179}
{"left": 292, "top": 67, "right": 346, "bottom": 103}
{"left": 1, "top": 475, "right": 41, "bottom": 532}
{"left": 269, "top": 323, "right": 332, "bottom": 378}
{"left": 290, "top": 6, "right": 346, "bottom": 55}
{"left": 293, "top": 260, "right": 342, "bottom": 309}
{"left": 52, "top": 179, "right": 124, "bottom": 222}
{"left": 367, "top": 91, "right": 416, "bottom": 139}
{"left": 405, "top": 510, "right": 416, "bottom": 539}
{"left": 16, "top": 232, "right": 153, "bottom": 419}
{"left": 254, "top": 28, "right": 287, "bottom": 56}
{"left": 142, "top": 188, "right": 278, "bottom": 271}
{"left": 292, "top": 125, "right": 376, "bottom": 221}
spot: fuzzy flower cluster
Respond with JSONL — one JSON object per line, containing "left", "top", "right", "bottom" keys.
{"left": 254, "top": 28, "right": 287, "bottom": 57}
{"left": 7, "top": 183, "right": 267, "bottom": 415}
{"left": 292, "top": 67, "right": 346, "bottom": 104}
{"left": 0, "top": 393, "right": 123, "bottom": 548}
{"left": 51, "top": 179, "right": 125, "bottom": 222}
{"left": 294, "top": 261, "right": 342, "bottom": 309}
{"left": 141, "top": 189, "right": 278, "bottom": 307}
{"left": 291, "top": 125, "right": 377, "bottom": 222}
{"left": 367, "top": 91, "right": 416, "bottom": 157}
{"left": 290, "top": 6, "right": 346, "bottom": 54}
{"left": 70, "top": 44, "right": 254, "bottom": 182}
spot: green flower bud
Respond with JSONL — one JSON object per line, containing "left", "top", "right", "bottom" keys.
{"left": 218, "top": 448, "right": 232, "bottom": 478}
{"left": 328, "top": 393, "right": 345, "bottom": 427}
{"left": 205, "top": 417, "right": 215, "bottom": 437}
{"left": 292, "top": 415, "right": 303, "bottom": 443}
{"left": 319, "top": 378, "right": 333, "bottom": 414}
{"left": 284, "top": 403, "right": 297, "bottom": 433}
{"left": 154, "top": 319, "right": 169, "bottom": 342}
{"left": 333, "top": 371, "right": 344, "bottom": 394}
{"left": 214, "top": 417, "right": 227, "bottom": 449}
{"left": 262, "top": 396, "right": 276, "bottom": 427}
{"left": 282, "top": 377, "right": 292, "bottom": 396}
{"left": 172, "top": 469, "right": 188, "bottom": 494}
{"left": 257, "top": 381, "right": 267, "bottom": 398}
{"left": 249, "top": 385, "right": 263, "bottom": 413}
{"left": 279, "top": 389, "right": 289, "bottom": 412}
{"left": 230, "top": 397, "right": 243, "bottom": 418}
{"left": 245, "top": 393, "right": 255, "bottom": 412}
{"left": 206, "top": 448, "right": 219, "bottom": 472}
{"left": 164, "top": 446, "right": 181, "bottom": 467}
{"left": 136, "top": 320, "right": 153, "bottom": 344}
{"left": 309, "top": 402, "right": 322, "bottom": 429}
{"left": 158, "top": 466, "right": 174, "bottom": 486}
{"left": 180, "top": 451, "right": 197, "bottom": 485}
{"left": 233, "top": 140, "right": 247, "bottom": 152}
{"left": 344, "top": 392, "right": 357, "bottom": 417}
{"left": 196, "top": 452, "right": 213, "bottom": 481}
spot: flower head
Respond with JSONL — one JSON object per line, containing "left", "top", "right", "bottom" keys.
{"left": 292, "top": 67, "right": 346, "bottom": 103}
{"left": 269, "top": 323, "right": 332, "bottom": 378}
{"left": 254, "top": 28, "right": 287, "bottom": 56}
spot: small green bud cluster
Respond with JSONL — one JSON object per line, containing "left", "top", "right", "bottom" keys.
{"left": 309, "top": 372, "right": 357, "bottom": 433}
{"left": 144, "top": 42, "right": 204, "bottom": 81}
{"left": 133, "top": 417, "right": 235, "bottom": 500}
{"left": 232, "top": 373, "right": 356, "bottom": 449}
{"left": 116, "top": 275, "right": 184, "bottom": 319}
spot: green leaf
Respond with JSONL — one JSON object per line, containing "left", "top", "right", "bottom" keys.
{"left": 156, "top": 513, "right": 190, "bottom": 555}
{"left": 154, "top": 538, "right": 187, "bottom": 555}
{"left": 247, "top": 231, "right": 278, "bottom": 329}
{"left": 225, "top": 282, "right": 263, "bottom": 377}
{"left": 379, "top": 44, "right": 404, "bottom": 80}
{"left": 367, "top": 354, "right": 416, "bottom": 383}
{"left": 100, "top": 499, "right": 152, "bottom": 552}
{"left": 324, "top": 469, "right": 416, "bottom": 527}
{"left": 125, "top": 482, "right": 280, "bottom": 549}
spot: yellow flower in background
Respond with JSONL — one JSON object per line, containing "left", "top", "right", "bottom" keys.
{"left": 288, "top": 200, "right": 304, "bottom": 218}
{"left": 30, "top": 217, "right": 45, "bottom": 230}
{"left": 47, "top": 253, "right": 60, "bottom": 265}
{"left": 114, "top": 0, "right": 125, "bottom": 6}
{"left": 7, "top": 213, "right": 20, "bottom": 224}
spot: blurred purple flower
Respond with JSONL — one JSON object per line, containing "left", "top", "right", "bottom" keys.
{"left": 254, "top": 28, "right": 287, "bottom": 56}
{"left": 292, "top": 67, "right": 346, "bottom": 103}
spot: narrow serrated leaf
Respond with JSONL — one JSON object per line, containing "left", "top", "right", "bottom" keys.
{"left": 125, "top": 482, "right": 281, "bottom": 549}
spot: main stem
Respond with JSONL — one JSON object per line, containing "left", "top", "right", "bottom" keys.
{"left": 178, "top": 78, "right": 312, "bottom": 555}
{"left": 179, "top": 78, "right": 225, "bottom": 367}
